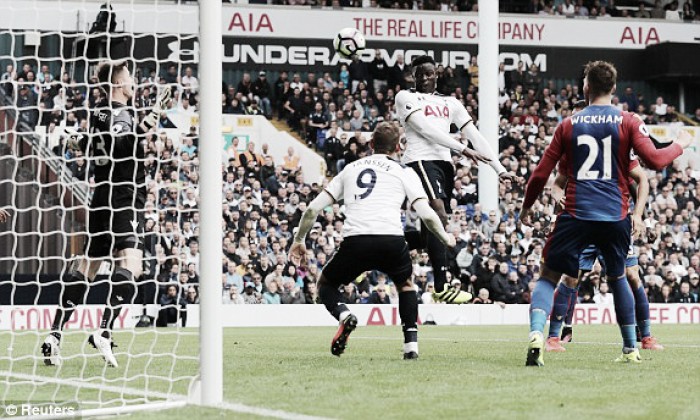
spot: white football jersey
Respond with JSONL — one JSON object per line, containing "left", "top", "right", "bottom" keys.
{"left": 325, "top": 155, "right": 428, "bottom": 237}
{"left": 395, "top": 89, "right": 472, "bottom": 164}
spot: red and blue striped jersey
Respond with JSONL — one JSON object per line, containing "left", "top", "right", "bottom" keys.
{"left": 524, "top": 105, "right": 682, "bottom": 222}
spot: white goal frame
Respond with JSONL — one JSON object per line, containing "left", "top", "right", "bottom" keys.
{"left": 197, "top": 0, "right": 224, "bottom": 408}
{"left": 0, "top": 0, "right": 224, "bottom": 416}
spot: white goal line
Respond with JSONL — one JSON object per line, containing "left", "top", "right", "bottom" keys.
{"left": 1, "top": 371, "right": 334, "bottom": 420}
{"left": 352, "top": 336, "right": 700, "bottom": 349}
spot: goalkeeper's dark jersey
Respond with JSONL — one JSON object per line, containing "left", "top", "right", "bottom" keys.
{"left": 88, "top": 101, "right": 145, "bottom": 188}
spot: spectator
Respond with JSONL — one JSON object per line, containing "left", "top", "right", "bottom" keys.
{"left": 636, "top": 2, "right": 651, "bottom": 18}
{"left": 280, "top": 279, "right": 305, "bottom": 304}
{"left": 675, "top": 281, "right": 697, "bottom": 303}
{"left": 238, "top": 141, "right": 264, "bottom": 169}
{"left": 467, "top": 56, "right": 479, "bottom": 88}
{"left": 659, "top": 284, "right": 675, "bottom": 303}
{"left": 368, "top": 284, "right": 391, "bottom": 304}
{"left": 242, "top": 282, "right": 262, "bottom": 304}
{"left": 682, "top": 2, "right": 696, "bottom": 21}
{"left": 523, "top": 64, "right": 542, "bottom": 94}
{"left": 490, "top": 262, "right": 510, "bottom": 301}
{"left": 251, "top": 71, "right": 272, "bottom": 118}
{"left": 497, "top": 62, "right": 511, "bottom": 96}
{"left": 388, "top": 283, "right": 400, "bottom": 304}
{"left": 654, "top": 96, "right": 668, "bottom": 117}
{"left": 224, "top": 261, "right": 243, "bottom": 290}
{"left": 157, "top": 284, "right": 187, "bottom": 327}
{"left": 282, "top": 146, "right": 301, "bottom": 174}
{"left": 187, "top": 263, "right": 199, "bottom": 283}
{"left": 163, "top": 64, "right": 178, "bottom": 85}
{"left": 575, "top": 0, "right": 589, "bottom": 16}
{"left": 369, "top": 50, "right": 389, "bottom": 94}
{"left": 263, "top": 280, "right": 282, "bottom": 304}
{"left": 227, "top": 285, "right": 245, "bottom": 304}
{"left": 619, "top": 86, "right": 639, "bottom": 112}
{"left": 655, "top": 185, "right": 678, "bottom": 211}
{"left": 503, "top": 271, "right": 525, "bottom": 304}
{"left": 665, "top": 1, "right": 682, "bottom": 20}
{"left": 185, "top": 286, "right": 200, "bottom": 304}
{"left": 471, "top": 288, "right": 493, "bottom": 304}
{"left": 388, "top": 53, "right": 408, "bottom": 90}
{"left": 593, "top": 282, "right": 614, "bottom": 305}
{"left": 340, "top": 283, "right": 360, "bottom": 304}
{"left": 181, "top": 66, "right": 199, "bottom": 95}
{"left": 561, "top": 0, "right": 575, "bottom": 16}
{"left": 307, "top": 102, "right": 329, "bottom": 147}
{"left": 421, "top": 282, "right": 436, "bottom": 304}
{"left": 305, "top": 281, "right": 319, "bottom": 304}
{"left": 689, "top": 274, "right": 700, "bottom": 301}
{"left": 650, "top": 0, "right": 665, "bottom": 18}
{"left": 323, "top": 126, "right": 344, "bottom": 175}
{"left": 16, "top": 83, "right": 39, "bottom": 128}
{"left": 348, "top": 55, "right": 370, "bottom": 93}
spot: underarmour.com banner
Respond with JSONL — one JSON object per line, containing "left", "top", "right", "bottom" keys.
{"left": 152, "top": 36, "right": 646, "bottom": 79}
{"left": 51, "top": 32, "right": 647, "bottom": 80}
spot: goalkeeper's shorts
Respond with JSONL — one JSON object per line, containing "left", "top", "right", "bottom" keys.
{"left": 85, "top": 185, "right": 146, "bottom": 257}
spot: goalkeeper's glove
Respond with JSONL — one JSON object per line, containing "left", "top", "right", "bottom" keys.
{"left": 64, "top": 127, "right": 85, "bottom": 151}
{"left": 142, "top": 86, "right": 172, "bottom": 130}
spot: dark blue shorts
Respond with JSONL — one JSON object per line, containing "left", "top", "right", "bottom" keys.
{"left": 579, "top": 243, "right": 638, "bottom": 272}
{"left": 543, "top": 213, "right": 631, "bottom": 278}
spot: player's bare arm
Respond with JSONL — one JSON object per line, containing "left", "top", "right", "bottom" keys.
{"left": 290, "top": 190, "right": 334, "bottom": 265}
{"left": 632, "top": 112, "right": 693, "bottom": 150}
{"left": 551, "top": 173, "right": 567, "bottom": 212}
{"left": 460, "top": 121, "right": 520, "bottom": 183}
{"left": 674, "top": 129, "right": 693, "bottom": 149}
{"left": 629, "top": 118, "right": 690, "bottom": 170}
{"left": 404, "top": 111, "right": 490, "bottom": 164}
{"left": 629, "top": 164, "right": 649, "bottom": 239}
{"left": 520, "top": 125, "right": 564, "bottom": 227}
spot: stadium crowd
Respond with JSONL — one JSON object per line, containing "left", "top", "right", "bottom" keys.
{"left": 2, "top": 51, "right": 700, "bottom": 317}
{"left": 262, "top": 0, "right": 700, "bottom": 21}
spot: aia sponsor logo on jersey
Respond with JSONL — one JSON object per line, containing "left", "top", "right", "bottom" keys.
{"left": 424, "top": 104, "right": 449, "bottom": 119}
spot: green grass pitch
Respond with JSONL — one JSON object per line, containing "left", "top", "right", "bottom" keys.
{"left": 1, "top": 324, "right": 699, "bottom": 419}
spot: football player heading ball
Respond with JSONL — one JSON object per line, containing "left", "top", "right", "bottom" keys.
{"left": 395, "top": 54, "right": 519, "bottom": 303}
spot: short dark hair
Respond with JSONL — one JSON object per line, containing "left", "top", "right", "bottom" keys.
{"left": 95, "top": 60, "right": 128, "bottom": 96}
{"left": 584, "top": 61, "right": 617, "bottom": 98}
{"left": 372, "top": 122, "right": 399, "bottom": 154}
{"left": 410, "top": 55, "right": 436, "bottom": 71}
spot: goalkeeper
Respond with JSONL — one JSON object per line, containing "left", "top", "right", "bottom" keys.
{"left": 42, "top": 60, "right": 170, "bottom": 368}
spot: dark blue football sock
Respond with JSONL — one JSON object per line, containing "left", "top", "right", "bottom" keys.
{"left": 549, "top": 283, "right": 576, "bottom": 338}
{"left": 633, "top": 285, "right": 651, "bottom": 338}
{"left": 564, "top": 286, "right": 579, "bottom": 326}
{"left": 608, "top": 276, "right": 637, "bottom": 349}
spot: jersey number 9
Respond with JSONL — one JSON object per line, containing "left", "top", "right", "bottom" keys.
{"left": 355, "top": 168, "right": 377, "bottom": 200}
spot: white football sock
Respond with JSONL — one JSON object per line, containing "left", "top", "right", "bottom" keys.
{"left": 403, "top": 341, "right": 418, "bottom": 354}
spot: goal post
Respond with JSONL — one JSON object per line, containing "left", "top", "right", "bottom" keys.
{"left": 197, "top": 0, "right": 223, "bottom": 407}
{"left": 0, "top": 0, "right": 222, "bottom": 415}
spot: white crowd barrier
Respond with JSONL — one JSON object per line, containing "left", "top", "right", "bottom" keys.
{"left": 2, "top": 303, "right": 699, "bottom": 330}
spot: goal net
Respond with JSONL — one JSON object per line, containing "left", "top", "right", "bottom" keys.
{"left": 0, "top": 1, "right": 204, "bottom": 416}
